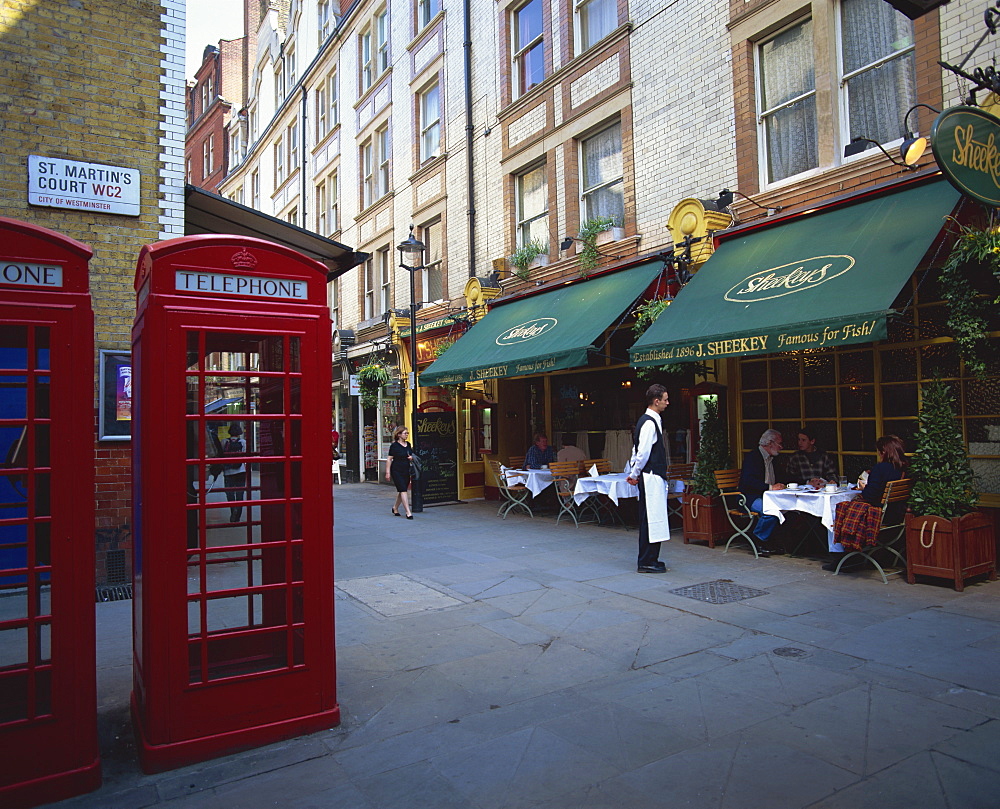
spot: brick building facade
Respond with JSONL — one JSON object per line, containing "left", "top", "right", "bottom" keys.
{"left": 0, "top": 0, "right": 186, "bottom": 584}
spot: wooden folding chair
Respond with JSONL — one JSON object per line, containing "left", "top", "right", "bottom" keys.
{"left": 488, "top": 459, "right": 533, "bottom": 519}
{"left": 548, "top": 461, "right": 592, "bottom": 527}
{"left": 831, "top": 478, "right": 912, "bottom": 584}
{"left": 507, "top": 455, "right": 526, "bottom": 470}
{"left": 714, "top": 468, "right": 764, "bottom": 558}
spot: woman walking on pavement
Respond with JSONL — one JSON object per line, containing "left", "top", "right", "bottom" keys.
{"left": 385, "top": 426, "right": 414, "bottom": 519}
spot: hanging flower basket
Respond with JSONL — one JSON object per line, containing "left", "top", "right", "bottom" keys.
{"left": 356, "top": 362, "right": 391, "bottom": 409}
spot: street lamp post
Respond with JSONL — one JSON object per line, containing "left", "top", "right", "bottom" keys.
{"left": 397, "top": 226, "right": 426, "bottom": 512}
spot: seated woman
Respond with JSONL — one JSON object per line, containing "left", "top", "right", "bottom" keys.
{"left": 827, "top": 435, "right": 908, "bottom": 569}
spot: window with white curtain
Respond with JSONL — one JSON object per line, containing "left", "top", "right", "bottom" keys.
{"left": 513, "top": 0, "right": 545, "bottom": 98}
{"left": 251, "top": 169, "right": 260, "bottom": 208}
{"left": 420, "top": 82, "right": 441, "bottom": 163}
{"left": 580, "top": 123, "right": 623, "bottom": 223}
{"left": 838, "top": 0, "right": 915, "bottom": 147}
{"left": 516, "top": 164, "right": 548, "bottom": 248}
{"left": 575, "top": 0, "right": 615, "bottom": 53}
{"left": 757, "top": 17, "right": 818, "bottom": 184}
{"left": 420, "top": 220, "right": 444, "bottom": 302}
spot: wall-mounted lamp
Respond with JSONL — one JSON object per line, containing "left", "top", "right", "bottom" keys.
{"left": 844, "top": 137, "right": 919, "bottom": 170}
{"left": 560, "top": 236, "right": 582, "bottom": 251}
{"left": 898, "top": 103, "right": 942, "bottom": 167}
{"left": 712, "top": 189, "right": 783, "bottom": 216}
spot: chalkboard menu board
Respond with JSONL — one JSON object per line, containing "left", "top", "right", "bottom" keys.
{"left": 415, "top": 412, "right": 457, "bottom": 504}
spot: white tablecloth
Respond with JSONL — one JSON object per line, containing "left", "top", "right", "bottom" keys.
{"left": 502, "top": 467, "right": 554, "bottom": 497}
{"left": 573, "top": 472, "right": 638, "bottom": 505}
{"left": 762, "top": 487, "right": 859, "bottom": 552}
{"left": 572, "top": 473, "right": 683, "bottom": 505}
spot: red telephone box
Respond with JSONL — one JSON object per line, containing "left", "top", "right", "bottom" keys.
{"left": 0, "top": 218, "right": 99, "bottom": 806}
{"left": 131, "top": 235, "right": 338, "bottom": 772}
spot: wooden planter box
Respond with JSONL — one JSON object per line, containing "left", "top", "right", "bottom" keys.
{"left": 682, "top": 494, "right": 729, "bottom": 549}
{"left": 905, "top": 511, "right": 997, "bottom": 592}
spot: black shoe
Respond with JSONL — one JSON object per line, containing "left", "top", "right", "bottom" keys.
{"left": 406, "top": 515, "right": 413, "bottom": 520}
{"left": 756, "top": 545, "right": 784, "bottom": 557}
{"left": 392, "top": 508, "right": 400, "bottom": 517}
{"left": 637, "top": 562, "right": 666, "bottom": 573}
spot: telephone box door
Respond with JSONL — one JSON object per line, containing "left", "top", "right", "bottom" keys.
{"left": 0, "top": 218, "right": 98, "bottom": 806}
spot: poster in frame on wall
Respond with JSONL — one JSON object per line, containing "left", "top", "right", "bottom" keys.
{"left": 99, "top": 349, "right": 132, "bottom": 441}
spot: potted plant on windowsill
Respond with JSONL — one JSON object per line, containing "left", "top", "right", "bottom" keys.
{"left": 682, "top": 396, "right": 731, "bottom": 548}
{"left": 905, "top": 377, "right": 996, "bottom": 591}
{"left": 356, "top": 362, "right": 391, "bottom": 409}
{"left": 577, "top": 216, "right": 623, "bottom": 276}
{"left": 508, "top": 240, "right": 549, "bottom": 281}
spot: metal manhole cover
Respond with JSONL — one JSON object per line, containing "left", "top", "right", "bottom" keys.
{"left": 669, "top": 580, "right": 769, "bottom": 604}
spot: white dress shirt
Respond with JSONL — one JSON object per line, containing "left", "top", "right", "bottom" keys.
{"left": 626, "top": 408, "right": 661, "bottom": 479}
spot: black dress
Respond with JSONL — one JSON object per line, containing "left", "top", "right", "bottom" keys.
{"left": 388, "top": 441, "right": 412, "bottom": 492}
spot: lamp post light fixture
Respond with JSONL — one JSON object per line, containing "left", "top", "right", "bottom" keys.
{"left": 397, "top": 225, "right": 426, "bottom": 512}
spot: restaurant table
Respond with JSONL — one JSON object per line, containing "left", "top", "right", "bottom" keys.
{"left": 572, "top": 473, "right": 682, "bottom": 505}
{"left": 572, "top": 472, "right": 638, "bottom": 505}
{"left": 502, "top": 467, "right": 554, "bottom": 497}
{"left": 762, "top": 486, "right": 859, "bottom": 552}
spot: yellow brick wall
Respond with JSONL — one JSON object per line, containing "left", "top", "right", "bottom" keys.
{"left": 0, "top": 0, "right": 166, "bottom": 582}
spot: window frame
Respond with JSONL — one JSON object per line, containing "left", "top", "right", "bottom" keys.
{"left": 512, "top": 0, "right": 545, "bottom": 99}
{"left": 363, "top": 255, "right": 376, "bottom": 320}
{"left": 418, "top": 220, "right": 445, "bottom": 303}
{"left": 274, "top": 135, "right": 285, "bottom": 185}
{"left": 515, "top": 162, "right": 549, "bottom": 249}
{"left": 318, "top": 0, "right": 334, "bottom": 43}
{"left": 378, "top": 246, "right": 392, "bottom": 314}
{"left": 754, "top": 14, "right": 820, "bottom": 187}
{"left": 579, "top": 122, "right": 624, "bottom": 224}
{"left": 419, "top": 82, "right": 441, "bottom": 163}
{"left": 574, "top": 0, "right": 615, "bottom": 54}
{"left": 287, "top": 119, "right": 299, "bottom": 175}
{"left": 418, "top": 0, "right": 440, "bottom": 30}
{"left": 835, "top": 0, "right": 916, "bottom": 157}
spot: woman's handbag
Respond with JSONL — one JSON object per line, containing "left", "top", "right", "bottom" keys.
{"left": 409, "top": 453, "right": 422, "bottom": 481}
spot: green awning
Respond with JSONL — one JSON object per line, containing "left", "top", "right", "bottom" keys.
{"left": 629, "top": 179, "right": 961, "bottom": 366}
{"left": 421, "top": 261, "right": 662, "bottom": 385}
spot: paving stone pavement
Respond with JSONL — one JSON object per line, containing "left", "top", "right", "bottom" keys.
{"left": 49, "top": 482, "right": 1000, "bottom": 809}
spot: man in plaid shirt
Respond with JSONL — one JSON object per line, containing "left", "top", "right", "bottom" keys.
{"left": 785, "top": 428, "right": 838, "bottom": 487}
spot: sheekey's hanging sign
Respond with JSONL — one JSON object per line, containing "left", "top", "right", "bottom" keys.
{"left": 931, "top": 106, "right": 1000, "bottom": 207}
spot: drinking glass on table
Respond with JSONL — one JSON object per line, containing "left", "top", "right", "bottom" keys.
{"left": 839, "top": 476, "right": 848, "bottom": 489}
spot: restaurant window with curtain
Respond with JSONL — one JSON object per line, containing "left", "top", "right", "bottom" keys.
{"left": 580, "top": 122, "right": 624, "bottom": 223}
{"left": 757, "top": 16, "right": 818, "bottom": 184}
{"left": 838, "top": 0, "right": 915, "bottom": 148}
{"left": 516, "top": 163, "right": 548, "bottom": 248}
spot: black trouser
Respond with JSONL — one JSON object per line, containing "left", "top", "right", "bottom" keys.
{"left": 637, "top": 474, "right": 662, "bottom": 567}
{"left": 224, "top": 471, "right": 247, "bottom": 521}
